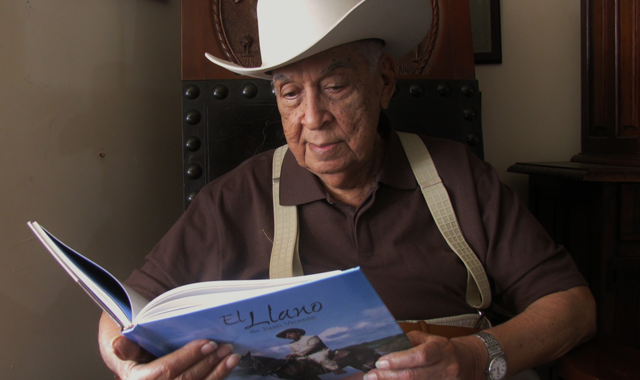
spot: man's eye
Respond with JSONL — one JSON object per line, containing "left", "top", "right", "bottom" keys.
{"left": 280, "top": 89, "right": 299, "bottom": 99}
{"left": 324, "top": 84, "right": 347, "bottom": 94}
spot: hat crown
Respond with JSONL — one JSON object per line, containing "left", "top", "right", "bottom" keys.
{"left": 257, "top": 0, "right": 362, "bottom": 66}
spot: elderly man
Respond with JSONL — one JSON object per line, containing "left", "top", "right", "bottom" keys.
{"left": 98, "top": 1, "right": 596, "bottom": 379}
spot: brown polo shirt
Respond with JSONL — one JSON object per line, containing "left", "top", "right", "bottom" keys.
{"left": 126, "top": 131, "right": 586, "bottom": 320}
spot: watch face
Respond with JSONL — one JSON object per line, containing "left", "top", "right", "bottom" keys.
{"left": 488, "top": 356, "right": 508, "bottom": 380}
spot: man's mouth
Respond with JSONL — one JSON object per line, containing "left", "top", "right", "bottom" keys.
{"left": 308, "top": 142, "right": 340, "bottom": 155}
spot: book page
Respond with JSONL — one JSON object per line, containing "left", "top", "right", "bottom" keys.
{"left": 137, "top": 271, "right": 340, "bottom": 323}
{"left": 28, "top": 222, "right": 136, "bottom": 328}
{"left": 123, "top": 284, "right": 150, "bottom": 321}
{"left": 139, "top": 283, "right": 297, "bottom": 322}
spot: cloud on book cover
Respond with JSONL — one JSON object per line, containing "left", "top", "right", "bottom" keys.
{"left": 361, "top": 306, "right": 390, "bottom": 318}
{"left": 320, "top": 326, "right": 350, "bottom": 341}
{"left": 319, "top": 306, "right": 399, "bottom": 345}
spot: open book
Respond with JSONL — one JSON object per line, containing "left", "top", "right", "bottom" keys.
{"left": 28, "top": 221, "right": 411, "bottom": 378}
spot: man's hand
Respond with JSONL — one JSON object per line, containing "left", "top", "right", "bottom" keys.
{"left": 363, "top": 286, "right": 596, "bottom": 380}
{"left": 99, "top": 312, "right": 241, "bottom": 380}
{"left": 363, "top": 332, "right": 486, "bottom": 380}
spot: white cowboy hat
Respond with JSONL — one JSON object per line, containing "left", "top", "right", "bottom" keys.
{"left": 205, "top": 0, "right": 432, "bottom": 79}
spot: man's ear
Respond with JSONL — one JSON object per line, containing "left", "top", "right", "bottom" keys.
{"left": 378, "top": 54, "right": 397, "bottom": 110}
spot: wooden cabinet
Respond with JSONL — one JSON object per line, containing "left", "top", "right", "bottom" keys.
{"left": 510, "top": 2, "right": 640, "bottom": 376}
{"left": 511, "top": 0, "right": 640, "bottom": 349}
{"left": 555, "top": 333, "right": 640, "bottom": 380}
{"left": 509, "top": 162, "right": 640, "bottom": 350}
{"left": 507, "top": 161, "right": 640, "bottom": 378}
{"left": 574, "top": 0, "right": 640, "bottom": 166}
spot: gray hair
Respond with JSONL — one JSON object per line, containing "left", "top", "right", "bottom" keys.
{"left": 356, "top": 39, "right": 386, "bottom": 73}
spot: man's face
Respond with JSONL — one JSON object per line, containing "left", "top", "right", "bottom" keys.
{"left": 271, "top": 42, "right": 396, "bottom": 189}
{"left": 285, "top": 331, "right": 301, "bottom": 340}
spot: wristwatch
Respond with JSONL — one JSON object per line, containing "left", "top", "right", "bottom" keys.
{"left": 472, "top": 332, "right": 508, "bottom": 380}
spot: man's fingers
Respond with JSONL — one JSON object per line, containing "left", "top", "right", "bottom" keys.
{"left": 376, "top": 335, "right": 447, "bottom": 370}
{"left": 203, "top": 353, "right": 242, "bottom": 380}
{"left": 110, "top": 336, "right": 240, "bottom": 380}
{"left": 364, "top": 333, "right": 473, "bottom": 380}
{"left": 139, "top": 340, "right": 236, "bottom": 380}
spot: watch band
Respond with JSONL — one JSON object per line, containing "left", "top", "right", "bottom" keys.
{"left": 473, "top": 332, "right": 507, "bottom": 380}
{"left": 474, "top": 332, "right": 503, "bottom": 357}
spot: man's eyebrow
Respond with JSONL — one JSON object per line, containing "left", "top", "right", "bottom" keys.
{"left": 320, "top": 61, "right": 351, "bottom": 76}
{"left": 272, "top": 73, "right": 288, "bottom": 84}
{"left": 271, "top": 61, "right": 352, "bottom": 85}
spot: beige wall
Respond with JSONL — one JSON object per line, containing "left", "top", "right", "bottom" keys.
{"left": 0, "top": 1, "right": 582, "bottom": 379}
{"left": 476, "top": 0, "right": 582, "bottom": 199}
{"left": 0, "top": 1, "right": 182, "bottom": 379}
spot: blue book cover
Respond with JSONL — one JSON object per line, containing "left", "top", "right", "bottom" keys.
{"left": 28, "top": 222, "right": 411, "bottom": 379}
{"left": 125, "top": 268, "right": 411, "bottom": 379}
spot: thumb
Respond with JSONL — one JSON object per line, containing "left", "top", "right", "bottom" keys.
{"left": 405, "top": 330, "right": 433, "bottom": 346}
{"left": 111, "top": 335, "right": 150, "bottom": 362}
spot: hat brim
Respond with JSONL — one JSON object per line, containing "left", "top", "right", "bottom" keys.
{"left": 205, "top": 0, "right": 432, "bottom": 80}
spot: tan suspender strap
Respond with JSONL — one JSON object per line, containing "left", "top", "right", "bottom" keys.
{"left": 396, "top": 132, "right": 491, "bottom": 309}
{"left": 269, "top": 145, "right": 303, "bottom": 278}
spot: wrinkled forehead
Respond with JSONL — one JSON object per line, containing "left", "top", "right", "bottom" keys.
{"left": 270, "top": 42, "right": 370, "bottom": 83}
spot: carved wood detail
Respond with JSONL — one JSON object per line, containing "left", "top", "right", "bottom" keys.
{"left": 396, "top": 0, "right": 440, "bottom": 75}
{"left": 211, "top": 0, "right": 261, "bottom": 68}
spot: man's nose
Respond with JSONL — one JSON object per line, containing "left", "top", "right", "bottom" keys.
{"left": 301, "top": 92, "right": 332, "bottom": 130}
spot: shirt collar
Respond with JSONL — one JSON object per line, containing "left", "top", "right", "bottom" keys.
{"left": 375, "top": 130, "right": 418, "bottom": 190}
{"left": 279, "top": 150, "right": 327, "bottom": 206}
{"left": 279, "top": 129, "right": 418, "bottom": 206}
